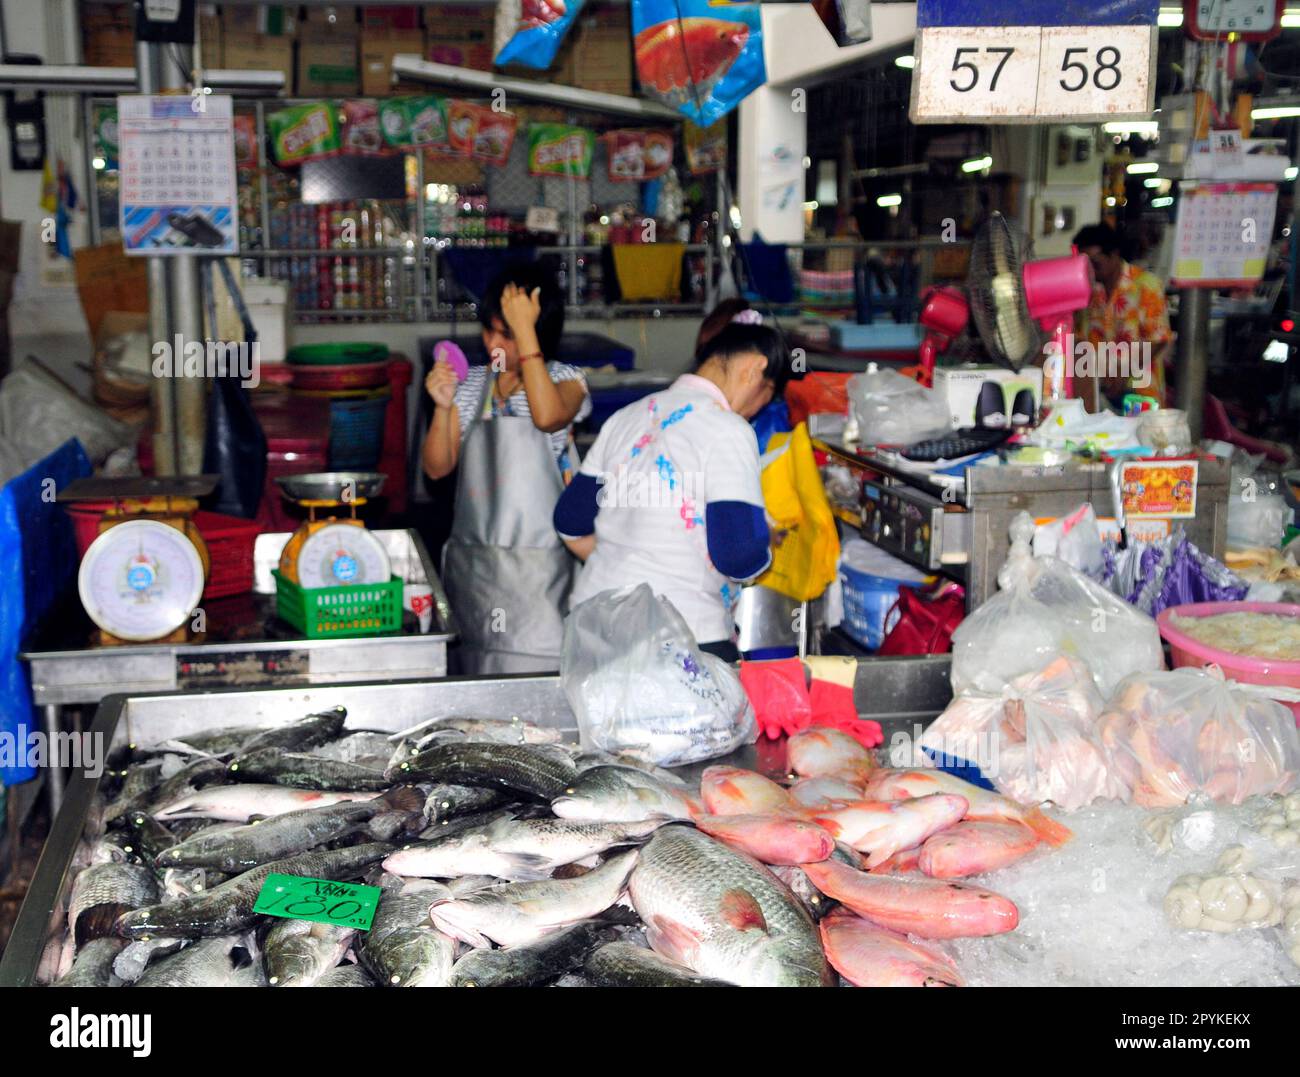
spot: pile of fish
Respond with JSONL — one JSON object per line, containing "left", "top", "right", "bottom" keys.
{"left": 41, "top": 714, "right": 1072, "bottom": 987}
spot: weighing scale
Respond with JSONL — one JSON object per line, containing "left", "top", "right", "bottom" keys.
{"left": 275, "top": 472, "right": 392, "bottom": 588}
{"left": 61, "top": 476, "right": 218, "bottom": 646}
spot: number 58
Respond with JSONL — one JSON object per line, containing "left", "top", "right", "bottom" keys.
{"left": 1059, "top": 46, "right": 1123, "bottom": 91}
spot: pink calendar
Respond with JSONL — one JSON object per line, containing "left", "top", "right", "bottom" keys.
{"left": 117, "top": 94, "right": 239, "bottom": 256}
{"left": 1171, "top": 182, "right": 1277, "bottom": 288}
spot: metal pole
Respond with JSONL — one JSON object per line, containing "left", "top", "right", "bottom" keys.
{"left": 1176, "top": 287, "right": 1211, "bottom": 443}
{"left": 136, "top": 39, "right": 179, "bottom": 475}
{"left": 162, "top": 40, "right": 207, "bottom": 475}
{"left": 42, "top": 705, "right": 64, "bottom": 817}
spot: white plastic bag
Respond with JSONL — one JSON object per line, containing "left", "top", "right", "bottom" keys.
{"left": 0, "top": 361, "right": 131, "bottom": 469}
{"left": 950, "top": 512, "right": 1165, "bottom": 697}
{"left": 846, "top": 366, "right": 950, "bottom": 447}
{"left": 560, "top": 583, "right": 758, "bottom": 766}
{"left": 921, "top": 655, "right": 1129, "bottom": 810}
{"left": 1099, "top": 667, "right": 1300, "bottom": 808}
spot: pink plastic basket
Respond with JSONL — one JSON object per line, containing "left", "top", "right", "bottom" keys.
{"left": 1157, "top": 601, "right": 1300, "bottom": 723}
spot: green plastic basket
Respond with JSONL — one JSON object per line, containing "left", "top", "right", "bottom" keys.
{"left": 274, "top": 570, "right": 403, "bottom": 638}
{"left": 286, "top": 342, "right": 390, "bottom": 367}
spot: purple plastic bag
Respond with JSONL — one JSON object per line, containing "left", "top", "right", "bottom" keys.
{"left": 1123, "top": 530, "right": 1249, "bottom": 616}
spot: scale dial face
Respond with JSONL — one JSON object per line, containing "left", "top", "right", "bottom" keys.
{"left": 294, "top": 523, "right": 392, "bottom": 588}
{"left": 1184, "top": 0, "right": 1283, "bottom": 41}
{"left": 78, "top": 519, "right": 206, "bottom": 642}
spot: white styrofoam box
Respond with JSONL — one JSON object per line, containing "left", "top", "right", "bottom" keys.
{"left": 243, "top": 279, "right": 289, "bottom": 362}
{"left": 933, "top": 365, "right": 1043, "bottom": 428}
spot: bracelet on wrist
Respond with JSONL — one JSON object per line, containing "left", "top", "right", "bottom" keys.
{"left": 519, "top": 351, "right": 545, "bottom": 364}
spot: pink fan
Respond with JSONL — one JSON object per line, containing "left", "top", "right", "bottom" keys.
{"left": 433, "top": 340, "right": 470, "bottom": 383}
{"left": 916, "top": 286, "right": 970, "bottom": 388}
{"left": 1021, "top": 252, "right": 1093, "bottom": 399}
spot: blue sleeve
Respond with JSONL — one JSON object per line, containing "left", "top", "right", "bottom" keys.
{"left": 554, "top": 472, "right": 601, "bottom": 539}
{"left": 705, "top": 500, "right": 771, "bottom": 581}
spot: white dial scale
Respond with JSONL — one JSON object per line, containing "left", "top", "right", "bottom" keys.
{"left": 77, "top": 519, "right": 206, "bottom": 642}
{"left": 293, "top": 522, "right": 392, "bottom": 589}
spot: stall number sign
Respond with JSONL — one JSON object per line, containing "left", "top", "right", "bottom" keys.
{"left": 253, "top": 873, "right": 382, "bottom": 931}
{"left": 911, "top": 25, "right": 1156, "bottom": 123}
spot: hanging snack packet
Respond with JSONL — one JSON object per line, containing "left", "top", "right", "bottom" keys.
{"left": 528, "top": 123, "right": 594, "bottom": 177}
{"left": 267, "top": 102, "right": 341, "bottom": 166}
{"left": 496, "top": 0, "right": 586, "bottom": 70}
{"left": 684, "top": 117, "right": 726, "bottom": 174}
{"left": 447, "top": 100, "right": 478, "bottom": 155}
{"left": 232, "top": 114, "right": 257, "bottom": 167}
{"left": 643, "top": 130, "right": 673, "bottom": 178}
{"left": 632, "top": 0, "right": 766, "bottom": 126}
{"left": 380, "top": 96, "right": 449, "bottom": 151}
{"left": 607, "top": 129, "right": 647, "bottom": 181}
{"left": 341, "top": 100, "right": 386, "bottom": 156}
{"left": 472, "top": 109, "right": 519, "bottom": 166}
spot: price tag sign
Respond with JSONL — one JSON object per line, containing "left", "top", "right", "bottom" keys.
{"left": 252, "top": 873, "right": 382, "bottom": 931}
{"left": 911, "top": 0, "right": 1157, "bottom": 123}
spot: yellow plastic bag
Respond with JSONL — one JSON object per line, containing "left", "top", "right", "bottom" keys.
{"left": 756, "top": 422, "right": 840, "bottom": 601}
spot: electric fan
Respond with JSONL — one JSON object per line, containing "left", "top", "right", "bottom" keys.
{"left": 964, "top": 212, "right": 1044, "bottom": 371}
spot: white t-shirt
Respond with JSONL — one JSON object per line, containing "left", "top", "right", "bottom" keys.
{"left": 569, "top": 374, "right": 767, "bottom": 644}
{"left": 453, "top": 362, "right": 592, "bottom": 460}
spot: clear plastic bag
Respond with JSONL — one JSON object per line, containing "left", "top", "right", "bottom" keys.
{"left": 1099, "top": 667, "right": 1300, "bottom": 808}
{"left": 846, "top": 366, "right": 950, "bottom": 447}
{"left": 560, "top": 583, "right": 757, "bottom": 766}
{"left": 951, "top": 512, "right": 1165, "bottom": 698}
{"left": 921, "top": 655, "right": 1129, "bottom": 810}
{"left": 0, "top": 361, "right": 131, "bottom": 469}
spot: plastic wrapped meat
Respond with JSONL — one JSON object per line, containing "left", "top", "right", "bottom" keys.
{"left": 1100, "top": 667, "right": 1300, "bottom": 808}
{"left": 921, "top": 655, "right": 1129, "bottom": 811}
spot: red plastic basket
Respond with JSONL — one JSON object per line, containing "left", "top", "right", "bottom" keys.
{"left": 290, "top": 361, "right": 391, "bottom": 392}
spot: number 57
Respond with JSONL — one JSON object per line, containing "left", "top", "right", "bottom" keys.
{"left": 950, "top": 47, "right": 1015, "bottom": 93}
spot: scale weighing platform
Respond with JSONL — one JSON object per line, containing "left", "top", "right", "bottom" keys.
{"left": 22, "top": 527, "right": 455, "bottom": 812}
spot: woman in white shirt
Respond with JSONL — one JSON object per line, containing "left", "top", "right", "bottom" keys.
{"left": 423, "top": 264, "right": 591, "bottom": 673}
{"left": 553, "top": 321, "right": 797, "bottom": 662}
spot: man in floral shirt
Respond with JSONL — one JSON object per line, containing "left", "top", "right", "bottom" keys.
{"left": 1073, "top": 223, "right": 1174, "bottom": 409}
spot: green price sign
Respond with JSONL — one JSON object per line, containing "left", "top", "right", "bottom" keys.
{"left": 252, "top": 873, "right": 382, "bottom": 931}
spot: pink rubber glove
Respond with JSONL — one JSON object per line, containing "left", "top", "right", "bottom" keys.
{"left": 738, "top": 658, "right": 813, "bottom": 741}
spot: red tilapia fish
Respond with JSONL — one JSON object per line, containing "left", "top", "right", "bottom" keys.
{"left": 862, "top": 768, "right": 1073, "bottom": 847}
{"left": 918, "top": 820, "right": 1039, "bottom": 878}
{"left": 789, "top": 776, "right": 864, "bottom": 808}
{"left": 820, "top": 911, "right": 964, "bottom": 987}
{"left": 634, "top": 17, "right": 748, "bottom": 107}
{"left": 694, "top": 813, "right": 835, "bottom": 866}
{"left": 807, "top": 793, "right": 968, "bottom": 868}
{"left": 786, "top": 728, "right": 875, "bottom": 784}
{"left": 801, "top": 858, "right": 1019, "bottom": 939}
{"left": 699, "top": 766, "right": 795, "bottom": 816}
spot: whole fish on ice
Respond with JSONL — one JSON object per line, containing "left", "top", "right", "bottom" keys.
{"left": 807, "top": 794, "right": 969, "bottom": 868}
{"left": 820, "top": 910, "right": 964, "bottom": 987}
{"left": 918, "top": 820, "right": 1040, "bottom": 878}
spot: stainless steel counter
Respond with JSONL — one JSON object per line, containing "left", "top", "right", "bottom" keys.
{"left": 0, "top": 656, "right": 951, "bottom": 986}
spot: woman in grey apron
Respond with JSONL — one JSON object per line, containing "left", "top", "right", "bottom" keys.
{"left": 423, "top": 267, "right": 590, "bottom": 674}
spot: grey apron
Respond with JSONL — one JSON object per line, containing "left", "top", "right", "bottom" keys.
{"left": 441, "top": 375, "right": 575, "bottom": 674}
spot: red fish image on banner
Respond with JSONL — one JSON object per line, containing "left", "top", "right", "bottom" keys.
{"left": 635, "top": 17, "right": 747, "bottom": 104}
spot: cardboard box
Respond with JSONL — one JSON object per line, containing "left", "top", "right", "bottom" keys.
{"left": 221, "top": 4, "right": 296, "bottom": 37}
{"left": 297, "top": 39, "right": 359, "bottom": 95}
{"left": 223, "top": 32, "right": 295, "bottom": 89}
{"left": 570, "top": 10, "right": 633, "bottom": 96}
{"left": 198, "top": 9, "right": 223, "bottom": 70}
{"left": 932, "top": 365, "right": 1043, "bottom": 429}
{"left": 83, "top": 26, "right": 136, "bottom": 67}
{"left": 74, "top": 244, "right": 149, "bottom": 340}
{"left": 425, "top": 3, "right": 495, "bottom": 72}
{"left": 301, "top": 5, "right": 359, "bottom": 40}
{"left": 81, "top": 2, "right": 134, "bottom": 32}
{"left": 360, "top": 29, "right": 425, "bottom": 96}
{"left": 361, "top": 5, "right": 422, "bottom": 31}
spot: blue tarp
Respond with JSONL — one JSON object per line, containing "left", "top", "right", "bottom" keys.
{"left": 0, "top": 439, "right": 91, "bottom": 786}
{"left": 917, "top": 0, "right": 1157, "bottom": 25}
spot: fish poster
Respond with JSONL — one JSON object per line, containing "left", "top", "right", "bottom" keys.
{"left": 496, "top": 0, "right": 586, "bottom": 69}
{"left": 632, "top": 0, "right": 766, "bottom": 126}
{"left": 528, "top": 123, "right": 595, "bottom": 177}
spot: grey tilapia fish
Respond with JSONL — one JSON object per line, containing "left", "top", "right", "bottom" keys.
{"left": 384, "top": 815, "right": 661, "bottom": 881}
{"left": 50, "top": 937, "right": 125, "bottom": 987}
{"left": 135, "top": 935, "right": 266, "bottom": 987}
{"left": 104, "top": 760, "right": 163, "bottom": 824}
{"left": 314, "top": 963, "right": 376, "bottom": 987}
{"left": 448, "top": 921, "right": 616, "bottom": 987}
{"left": 429, "top": 848, "right": 639, "bottom": 948}
{"left": 310, "top": 732, "right": 395, "bottom": 770}
{"left": 572, "top": 750, "right": 689, "bottom": 787}
{"left": 358, "top": 881, "right": 456, "bottom": 987}
{"left": 162, "top": 867, "right": 221, "bottom": 902}
{"left": 113, "top": 937, "right": 188, "bottom": 983}
{"left": 584, "top": 941, "right": 732, "bottom": 988}
{"left": 151, "top": 725, "right": 265, "bottom": 757}
{"left": 422, "top": 784, "right": 512, "bottom": 825}
{"left": 157, "top": 796, "right": 415, "bottom": 873}
{"left": 389, "top": 715, "right": 562, "bottom": 747}
{"left": 153, "top": 784, "right": 383, "bottom": 822}
{"left": 265, "top": 919, "right": 356, "bottom": 987}
{"left": 121, "top": 813, "right": 178, "bottom": 865}
{"left": 551, "top": 766, "right": 699, "bottom": 823}
{"left": 627, "top": 826, "right": 833, "bottom": 988}
{"left": 146, "top": 756, "right": 230, "bottom": 813}
{"left": 769, "top": 865, "right": 836, "bottom": 922}
{"left": 388, "top": 742, "right": 577, "bottom": 801}
{"left": 227, "top": 749, "right": 389, "bottom": 792}
{"left": 228, "top": 707, "right": 349, "bottom": 765}
{"left": 118, "top": 842, "right": 393, "bottom": 939}
{"left": 68, "top": 862, "right": 161, "bottom": 948}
